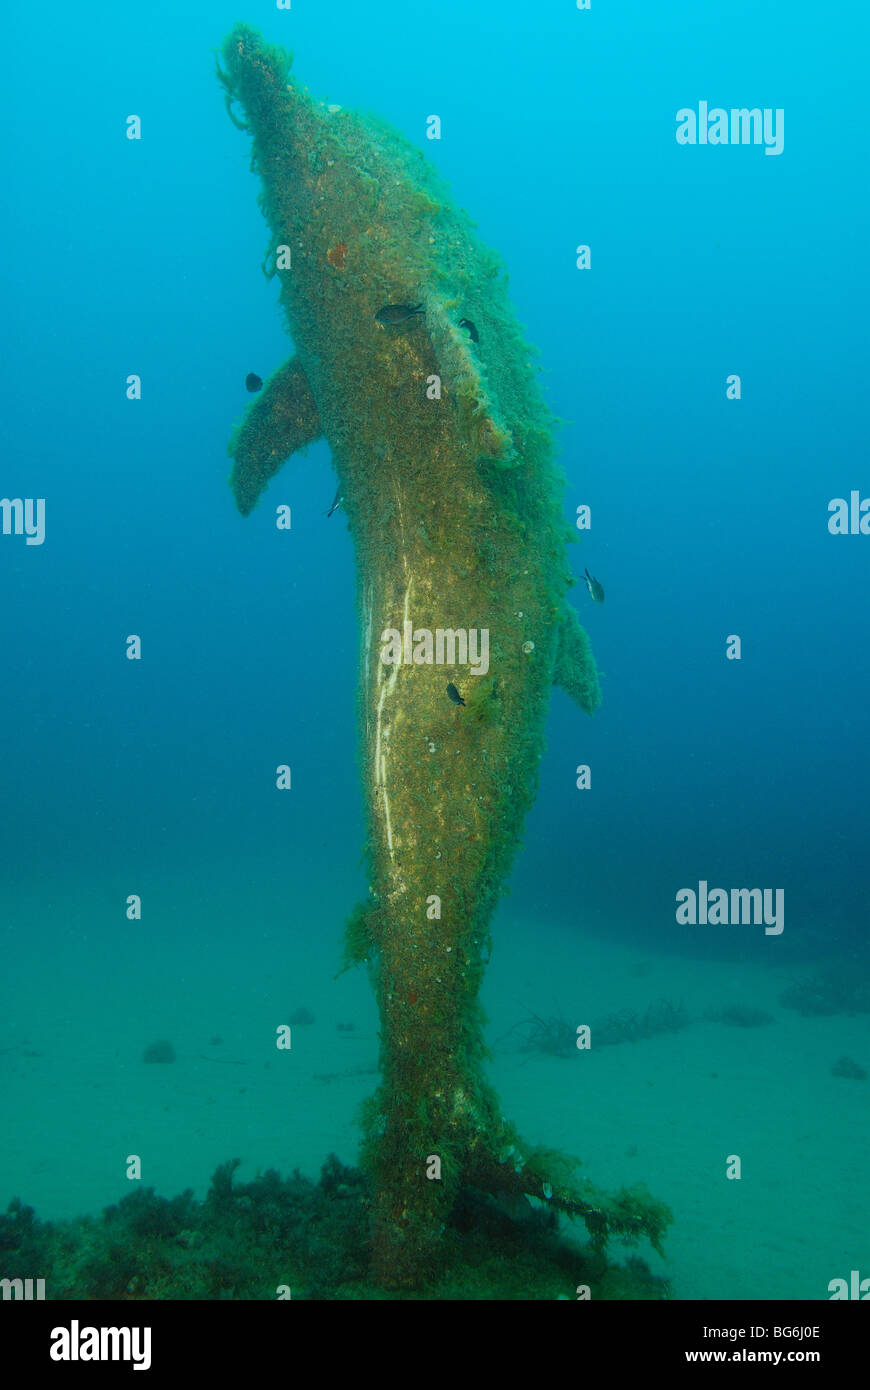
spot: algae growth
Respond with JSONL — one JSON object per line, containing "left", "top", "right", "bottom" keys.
{"left": 216, "top": 23, "right": 670, "bottom": 1290}
{"left": 0, "top": 1161, "right": 668, "bottom": 1301}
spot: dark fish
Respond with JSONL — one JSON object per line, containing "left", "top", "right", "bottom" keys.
{"left": 446, "top": 682, "right": 465, "bottom": 706}
{"left": 459, "top": 317, "right": 479, "bottom": 343}
{"left": 246, "top": 373, "right": 263, "bottom": 392}
{"left": 374, "top": 303, "right": 424, "bottom": 326}
{"left": 326, "top": 484, "right": 343, "bottom": 518}
{"left": 583, "top": 568, "right": 605, "bottom": 604}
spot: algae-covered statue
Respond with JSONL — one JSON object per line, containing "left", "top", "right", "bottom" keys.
{"left": 218, "top": 23, "right": 669, "bottom": 1290}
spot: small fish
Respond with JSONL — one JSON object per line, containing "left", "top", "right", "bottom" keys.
{"left": 583, "top": 568, "right": 605, "bottom": 604}
{"left": 375, "top": 303, "right": 424, "bottom": 326}
{"left": 446, "top": 682, "right": 466, "bottom": 706}
{"left": 245, "top": 373, "right": 263, "bottom": 392}
{"left": 459, "top": 317, "right": 479, "bottom": 343}
{"left": 326, "top": 485, "right": 343, "bottom": 518}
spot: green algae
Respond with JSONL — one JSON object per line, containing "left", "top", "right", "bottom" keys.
{"left": 340, "top": 898, "right": 380, "bottom": 973}
{"left": 0, "top": 1162, "right": 668, "bottom": 1301}
{"left": 228, "top": 356, "right": 321, "bottom": 516}
{"left": 217, "top": 23, "right": 668, "bottom": 1290}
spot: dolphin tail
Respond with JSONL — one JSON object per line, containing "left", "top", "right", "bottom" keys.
{"left": 228, "top": 354, "right": 322, "bottom": 516}
{"left": 553, "top": 603, "right": 602, "bottom": 714}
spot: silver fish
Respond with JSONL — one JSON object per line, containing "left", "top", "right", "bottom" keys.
{"left": 583, "top": 568, "right": 604, "bottom": 604}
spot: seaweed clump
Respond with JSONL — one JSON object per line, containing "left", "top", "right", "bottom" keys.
{"left": 0, "top": 1158, "right": 367, "bottom": 1301}
{"left": 506, "top": 999, "right": 691, "bottom": 1056}
{"left": 702, "top": 1005, "right": 775, "bottom": 1028}
{"left": 0, "top": 1159, "right": 669, "bottom": 1301}
{"left": 830, "top": 1056, "right": 867, "bottom": 1081}
{"left": 593, "top": 999, "right": 690, "bottom": 1047}
{"left": 509, "top": 1010, "right": 581, "bottom": 1058}
{"left": 780, "top": 963, "right": 870, "bottom": 1017}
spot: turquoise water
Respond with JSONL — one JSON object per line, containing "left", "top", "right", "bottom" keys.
{"left": 1, "top": 1, "right": 868, "bottom": 1300}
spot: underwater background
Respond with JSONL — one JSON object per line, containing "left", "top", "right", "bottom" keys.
{"left": 2, "top": 0, "right": 867, "bottom": 1299}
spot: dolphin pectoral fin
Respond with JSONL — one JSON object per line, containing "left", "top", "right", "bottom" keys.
{"left": 228, "top": 355, "right": 322, "bottom": 516}
{"left": 554, "top": 604, "right": 602, "bottom": 715}
{"left": 422, "top": 296, "right": 515, "bottom": 466}
{"left": 468, "top": 1134, "right": 671, "bottom": 1257}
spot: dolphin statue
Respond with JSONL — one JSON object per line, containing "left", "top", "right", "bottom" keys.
{"left": 217, "top": 24, "right": 669, "bottom": 1290}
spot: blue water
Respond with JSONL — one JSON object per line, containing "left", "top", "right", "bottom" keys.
{"left": 2, "top": 1, "right": 867, "bottom": 1300}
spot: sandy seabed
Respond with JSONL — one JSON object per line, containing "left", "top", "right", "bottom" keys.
{"left": 2, "top": 873, "right": 865, "bottom": 1302}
